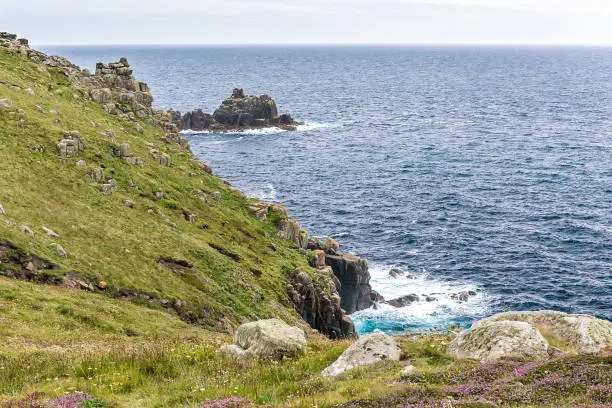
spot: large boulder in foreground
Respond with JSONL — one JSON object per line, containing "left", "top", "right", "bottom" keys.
{"left": 448, "top": 310, "right": 612, "bottom": 361}
{"left": 322, "top": 332, "right": 401, "bottom": 377}
{"left": 447, "top": 320, "right": 549, "bottom": 361}
{"left": 220, "top": 319, "right": 306, "bottom": 359}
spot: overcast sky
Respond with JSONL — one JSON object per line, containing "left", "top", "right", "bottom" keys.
{"left": 2, "top": 0, "right": 612, "bottom": 45}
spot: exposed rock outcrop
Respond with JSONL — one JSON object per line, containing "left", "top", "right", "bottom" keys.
{"left": 325, "top": 253, "right": 373, "bottom": 315}
{"left": 170, "top": 88, "right": 303, "bottom": 132}
{"left": 448, "top": 310, "right": 612, "bottom": 361}
{"left": 219, "top": 318, "right": 307, "bottom": 359}
{"left": 322, "top": 332, "right": 401, "bottom": 377}
{"left": 287, "top": 268, "right": 355, "bottom": 339}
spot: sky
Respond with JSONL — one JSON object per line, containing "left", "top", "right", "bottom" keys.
{"left": 1, "top": 0, "right": 612, "bottom": 45}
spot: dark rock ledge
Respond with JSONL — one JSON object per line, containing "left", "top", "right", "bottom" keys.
{"left": 169, "top": 88, "right": 304, "bottom": 132}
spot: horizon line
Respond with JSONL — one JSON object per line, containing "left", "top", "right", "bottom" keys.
{"left": 34, "top": 42, "right": 612, "bottom": 48}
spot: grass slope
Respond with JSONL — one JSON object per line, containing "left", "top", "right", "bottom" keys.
{"left": 0, "top": 46, "right": 610, "bottom": 408}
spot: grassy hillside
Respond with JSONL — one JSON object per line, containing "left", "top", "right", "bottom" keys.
{"left": 1, "top": 44, "right": 609, "bottom": 408}
{"left": 0, "top": 44, "right": 315, "bottom": 331}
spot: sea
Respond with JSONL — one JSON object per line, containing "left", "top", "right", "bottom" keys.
{"left": 40, "top": 45, "right": 612, "bottom": 334}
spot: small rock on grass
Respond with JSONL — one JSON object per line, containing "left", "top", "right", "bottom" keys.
{"left": 0, "top": 99, "right": 13, "bottom": 109}
{"left": 54, "top": 243, "right": 67, "bottom": 258}
{"left": 0, "top": 204, "right": 6, "bottom": 215}
{"left": 19, "top": 225, "right": 33, "bottom": 234}
{"left": 42, "top": 226, "right": 60, "bottom": 237}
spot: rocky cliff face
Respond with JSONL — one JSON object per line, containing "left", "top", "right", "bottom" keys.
{"left": 171, "top": 88, "right": 302, "bottom": 132}
{"left": 324, "top": 253, "right": 373, "bottom": 315}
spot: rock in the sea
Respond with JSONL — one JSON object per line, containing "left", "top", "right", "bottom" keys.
{"left": 389, "top": 268, "right": 404, "bottom": 279}
{"left": 447, "top": 320, "right": 549, "bottom": 361}
{"left": 219, "top": 318, "right": 306, "bottom": 359}
{"left": 322, "top": 332, "right": 401, "bottom": 377}
{"left": 325, "top": 253, "right": 373, "bottom": 314}
{"left": 213, "top": 88, "right": 278, "bottom": 127}
{"left": 386, "top": 294, "right": 420, "bottom": 308}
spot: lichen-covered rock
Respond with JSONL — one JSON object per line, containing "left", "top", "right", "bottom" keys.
{"left": 220, "top": 319, "right": 306, "bottom": 359}
{"left": 447, "top": 320, "right": 550, "bottom": 361}
{"left": 322, "top": 332, "right": 401, "bottom": 377}
{"left": 477, "top": 311, "right": 612, "bottom": 355}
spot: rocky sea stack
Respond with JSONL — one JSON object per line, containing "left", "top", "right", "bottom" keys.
{"left": 170, "top": 88, "right": 303, "bottom": 132}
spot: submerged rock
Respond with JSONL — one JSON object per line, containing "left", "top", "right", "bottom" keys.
{"left": 219, "top": 318, "right": 306, "bottom": 359}
{"left": 322, "top": 332, "right": 401, "bottom": 377}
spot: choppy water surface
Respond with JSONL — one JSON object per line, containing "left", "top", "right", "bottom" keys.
{"left": 45, "top": 45, "right": 612, "bottom": 333}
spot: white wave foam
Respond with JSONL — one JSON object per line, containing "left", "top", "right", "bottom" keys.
{"left": 351, "top": 264, "right": 490, "bottom": 334}
{"left": 180, "top": 122, "right": 334, "bottom": 136}
{"left": 250, "top": 183, "right": 278, "bottom": 202}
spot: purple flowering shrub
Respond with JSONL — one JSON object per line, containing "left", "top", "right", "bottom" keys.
{"left": 195, "top": 397, "right": 257, "bottom": 408}
{"left": 47, "top": 393, "right": 94, "bottom": 408}
{"left": 337, "top": 355, "right": 611, "bottom": 407}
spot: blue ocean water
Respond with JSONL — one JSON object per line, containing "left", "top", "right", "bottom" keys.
{"left": 42, "top": 45, "right": 612, "bottom": 334}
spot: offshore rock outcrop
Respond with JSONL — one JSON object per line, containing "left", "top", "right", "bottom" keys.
{"left": 170, "top": 88, "right": 303, "bottom": 132}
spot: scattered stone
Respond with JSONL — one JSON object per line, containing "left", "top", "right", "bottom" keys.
{"left": 247, "top": 204, "right": 268, "bottom": 221}
{"left": 269, "top": 242, "right": 277, "bottom": 252}
{"left": 97, "top": 281, "right": 108, "bottom": 290}
{"left": 154, "top": 191, "right": 164, "bottom": 200}
{"left": 322, "top": 332, "right": 401, "bottom": 377}
{"left": 185, "top": 214, "right": 196, "bottom": 223}
{"left": 42, "top": 226, "right": 59, "bottom": 238}
{"left": 76, "top": 160, "right": 86, "bottom": 166}
{"left": 211, "top": 191, "right": 221, "bottom": 202}
{"left": 125, "top": 200, "right": 135, "bottom": 208}
{"left": 401, "top": 365, "right": 416, "bottom": 376}
{"left": 49, "top": 109, "right": 59, "bottom": 115}
{"left": 54, "top": 243, "right": 67, "bottom": 258}
{"left": 0, "top": 204, "right": 5, "bottom": 215}
{"left": 16, "top": 109, "right": 25, "bottom": 117}
{"left": 0, "top": 99, "right": 13, "bottom": 109}
{"left": 112, "top": 143, "right": 131, "bottom": 158}
{"left": 91, "top": 168, "right": 104, "bottom": 182}
{"left": 324, "top": 236, "right": 339, "bottom": 254}
{"left": 19, "top": 225, "right": 33, "bottom": 234}
{"left": 101, "top": 179, "right": 118, "bottom": 195}
{"left": 123, "top": 156, "right": 143, "bottom": 167}
{"left": 156, "top": 154, "right": 170, "bottom": 166}
{"left": 220, "top": 319, "right": 307, "bottom": 360}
